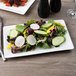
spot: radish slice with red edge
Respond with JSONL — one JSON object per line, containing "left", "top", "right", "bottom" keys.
{"left": 30, "top": 24, "right": 40, "bottom": 30}
{"left": 27, "top": 35, "right": 36, "bottom": 45}
{"left": 15, "top": 36, "right": 25, "bottom": 48}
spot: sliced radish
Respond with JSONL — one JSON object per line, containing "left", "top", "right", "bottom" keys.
{"left": 15, "top": 36, "right": 25, "bottom": 48}
{"left": 30, "top": 24, "right": 40, "bottom": 30}
{"left": 27, "top": 35, "right": 36, "bottom": 45}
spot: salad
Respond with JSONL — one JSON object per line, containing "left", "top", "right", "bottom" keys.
{"left": 0, "top": 0, "right": 28, "bottom": 7}
{"left": 6, "top": 19, "right": 66, "bottom": 53}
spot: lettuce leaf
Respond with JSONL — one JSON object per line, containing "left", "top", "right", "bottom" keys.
{"left": 26, "top": 19, "right": 36, "bottom": 25}
{"left": 16, "top": 25, "right": 26, "bottom": 33}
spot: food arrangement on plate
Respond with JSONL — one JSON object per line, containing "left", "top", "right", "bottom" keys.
{"left": 0, "top": 0, "right": 28, "bottom": 7}
{"left": 6, "top": 19, "right": 66, "bottom": 54}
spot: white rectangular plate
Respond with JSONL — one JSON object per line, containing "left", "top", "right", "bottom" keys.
{"left": 3, "top": 20, "right": 74, "bottom": 58}
{"left": 0, "top": 0, "right": 35, "bottom": 15}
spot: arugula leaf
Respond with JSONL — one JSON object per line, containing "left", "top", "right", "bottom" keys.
{"left": 26, "top": 19, "right": 36, "bottom": 25}
{"left": 16, "top": 25, "right": 26, "bottom": 33}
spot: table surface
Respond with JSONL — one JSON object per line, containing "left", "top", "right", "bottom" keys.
{"left": 0, "top": 0, "right": 76, "bottom": 76}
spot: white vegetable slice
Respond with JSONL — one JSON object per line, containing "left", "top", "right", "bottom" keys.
{"left": 15, "top": 36, "right": 25, "bottom": 47}
{"left": 27, "top": 35, "right": 36, "bottom": 45}
{"left": 30, "top": 24, "right": 40, "bottom": 30}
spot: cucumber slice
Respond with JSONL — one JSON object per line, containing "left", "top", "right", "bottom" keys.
{"left": 52, "top": 36, "right": 65, "bottom": 46}
{"left": 9, "top": 29, "right": 18, "bottom": 39}
{"left": 34, "top": 30, "right": 49, "bottom": 36}
{"left": 41, "top": 23, "right": 52, "bottom": 28}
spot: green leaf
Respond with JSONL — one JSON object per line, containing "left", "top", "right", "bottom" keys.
{"left": 57, "top": 26, "right": 66, "bottom": 36}
{"left": 23, "top": 43, "right": 30, "bottom": 52}
{"left": 42, "top": 43, "right": 50, "bottom": 49}
{"left": 26, "top": 19, "right": 36, "bottom": 25}
{"left": 16, "top": 25, "right": 26, "bottom": 33}
{"left": 48, "top": 19, "right": 54, "bottom": 24}
{"left": 36, "top": 37, "right": 47, "bottom": 45}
